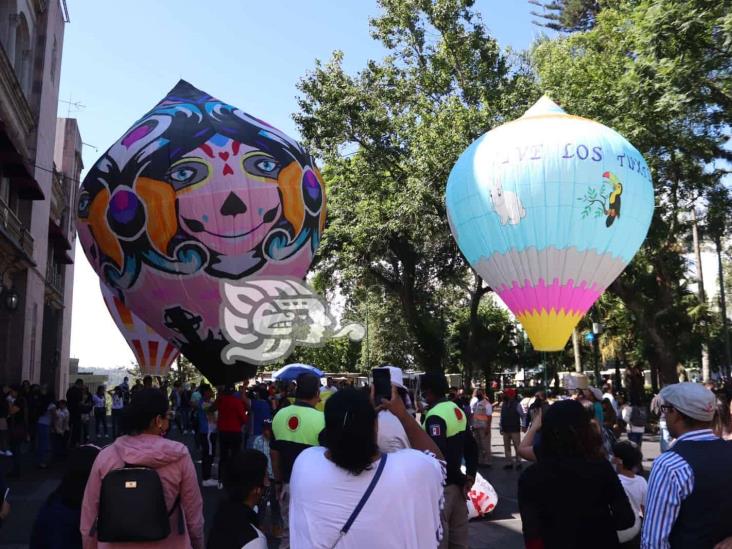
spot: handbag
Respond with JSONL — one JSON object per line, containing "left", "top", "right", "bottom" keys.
{"left": 328, "top": 453, "right": 387, "bottom": 549}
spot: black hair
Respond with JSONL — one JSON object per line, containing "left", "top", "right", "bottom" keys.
{"left": 612, "top": 440, "right": 643, "bottom": 470}
{"left": 295, "top": 373, "right": 320, "bottom": 400}
{"left": 420, "top": 373, "right": 448, "bottom": 398}
{"left": 224, "top": 449, "right": 268, "bottom": 502}
{"left": 539, "top": 400, "right": 603, "bottom": 460}
{"left": 122, "top": 389, "right": 168, "bottom": 434}
{"left": 143, "top": 375, "right": 153, "bottom": 385}
{"left": 323, "top": 388, "right": 378, "bottom": 476}
{"left": 54, "top": 445, "right": 100, "bottom": 508}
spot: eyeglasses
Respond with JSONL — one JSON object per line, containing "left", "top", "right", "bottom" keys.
{"left": 659, "top": 404, "right": 675, "bottom": 414}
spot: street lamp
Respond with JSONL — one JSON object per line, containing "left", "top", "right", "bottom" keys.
{"left": 2, "top": 287, "right": 19, "bottom": 311}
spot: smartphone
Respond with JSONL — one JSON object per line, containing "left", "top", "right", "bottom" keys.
{"left": 372, "top": 368, "right": 391, "bottom": 404}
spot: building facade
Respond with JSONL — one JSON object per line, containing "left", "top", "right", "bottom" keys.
{"left": 0, "top": 0, "right": 76, "bottom": 396}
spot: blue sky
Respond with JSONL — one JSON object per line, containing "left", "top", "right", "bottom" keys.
{"left": 65, "top": 0, "right": 548, "bottom": 370}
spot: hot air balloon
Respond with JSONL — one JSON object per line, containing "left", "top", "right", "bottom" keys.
{"left": 446, "top": 96, "right": 654, "bottom": 351}
{"left": 99, "top": 281, "right": 180, "bottom": 377}
{"left": 77, "top": 81, "right": 326, "bottom": 383}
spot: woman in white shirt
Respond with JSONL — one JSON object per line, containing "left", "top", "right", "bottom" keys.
{"left": 290, "top": 387, "right": 446, "bottom": 549}
{"left": 108, "top": 386, "right": 125, "bottom": 439}
{"left": 92, "top": 386, "right": 108, "bottom": 439}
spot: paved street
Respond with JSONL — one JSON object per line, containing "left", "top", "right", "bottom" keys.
{"left": 0, "top": 420, "right": 661, "bottom": 548}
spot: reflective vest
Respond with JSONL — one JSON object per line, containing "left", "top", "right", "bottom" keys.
{"left": 424, "top": 401, "right": 467, "bottom": 438}
{"left": 272, "top": 404, "right": 324, "bottom": 446}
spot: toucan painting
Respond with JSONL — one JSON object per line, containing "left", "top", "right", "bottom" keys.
{"left": 603, "top": 171, "right": 623, "bottom": 227}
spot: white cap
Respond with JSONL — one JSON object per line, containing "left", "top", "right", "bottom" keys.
{"left": 379, "top": 365, "right": 406, "bottom": 390}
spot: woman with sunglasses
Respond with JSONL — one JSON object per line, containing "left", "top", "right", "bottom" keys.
{"left": 80, "top": 389, "right": 204, "bottom": 548}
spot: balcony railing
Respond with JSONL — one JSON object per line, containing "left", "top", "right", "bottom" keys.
{"left": 0, "top": 197, "right": 33, "bottom": 258}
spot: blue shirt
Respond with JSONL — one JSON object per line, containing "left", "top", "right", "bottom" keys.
{"left": 249, "top": 399, "right": 272, "bottom": 437}
{"left": 641, "top": 429, "right": 718, "bottom": 549}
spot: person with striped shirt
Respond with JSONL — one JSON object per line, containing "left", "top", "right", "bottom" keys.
{"left": 641, "top": 382, "right": 732, "bottom": 549}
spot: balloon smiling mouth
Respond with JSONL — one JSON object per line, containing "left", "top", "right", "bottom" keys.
{"left": 182, "top": 205, "right": 279, "bottom": 239}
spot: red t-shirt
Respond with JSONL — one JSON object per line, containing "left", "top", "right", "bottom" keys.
{"left": 216, "top": 394, "right": 247, "bottom": 433}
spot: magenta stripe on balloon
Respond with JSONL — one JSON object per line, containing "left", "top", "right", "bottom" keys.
{"left": 496, "top": 278, "right": 603, "bottom": 316}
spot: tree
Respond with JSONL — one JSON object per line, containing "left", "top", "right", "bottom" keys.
{"left": 532, "top": 0, "right": 732, "bottom": 384}
{"left": 705, "top": 185, "right": 732, "bottom": 375}
{"left": 529, "top": 0, "right": 602, "bottom": 32}
{"left": 446, "top": 294, "right": 520, "bottom": 380}
{"left": 295, "top": 0, "right": 538, "bottom": 373}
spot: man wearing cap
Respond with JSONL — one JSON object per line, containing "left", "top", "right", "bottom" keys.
{"left": 500, "top": 388, "right": 525, "bottom": 470}
{"left": 374, "top": 366, "right": 411, "bottom": 453}
{"left": 271, "top": 372, "right": 324, "bottom": 549}
{"left": 641, "top": 382, "right": 732, "bottom": 548}
{"left": 421, "top": 372, "right": 478, "bottom": 549}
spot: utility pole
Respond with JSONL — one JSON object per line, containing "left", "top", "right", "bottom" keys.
{"left": 691, "top": 208, "right": 710, "bottom": 382}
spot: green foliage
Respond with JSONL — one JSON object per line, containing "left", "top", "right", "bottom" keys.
{"left": 294, "top": 0, "right": 539, "bottom": 373}
{"left": 529, "top": 0, "right": 602, "bottom": 32}
{"left": 446, "top": 295, "right": 520, "bottom": 377}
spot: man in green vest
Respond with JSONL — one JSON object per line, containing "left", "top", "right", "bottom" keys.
{"left": 271, "top": 373, "right": 324, "bottom": 549}
{"left": 421, "top": 372, "right": 478, "bottom": 549}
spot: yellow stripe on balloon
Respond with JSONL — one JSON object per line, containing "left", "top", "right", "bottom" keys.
{"left": 516, "top": 309, "right": 584, "bottom": 352}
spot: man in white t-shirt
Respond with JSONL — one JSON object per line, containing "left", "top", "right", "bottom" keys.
{"left": 470, "top": 389, "right": 493, "bottom": 466}
{"left": 376, "top": 366, "right": 410, "bottom": 453}
{"left": 289, "top": 386, "right": 446, "bottom": 549}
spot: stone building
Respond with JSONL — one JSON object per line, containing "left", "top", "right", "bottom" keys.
{"left": 0, "top": 0, "right": 77, "bottom": 396}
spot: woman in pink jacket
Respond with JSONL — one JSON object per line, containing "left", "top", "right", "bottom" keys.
{"left": 80, "top": 389, "right": 204, "bottom": 549}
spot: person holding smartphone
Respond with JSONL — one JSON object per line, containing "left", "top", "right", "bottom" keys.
{"left": 373, "top": 366, "right": 411, "bottom": 453}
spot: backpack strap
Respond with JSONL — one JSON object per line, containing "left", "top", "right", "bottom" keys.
{"left": 168, "top": 494, "right": 184, "bottom": 535}
{"left": 329, "top": 453, "right": 387, "bottom": 549}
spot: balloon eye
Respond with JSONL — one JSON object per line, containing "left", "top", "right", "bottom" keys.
{"left": 78, "top": 192, "right": 90, "bottom": 216}
{"left": 256, "top": 160, "right": 277, "bottom": 173}
{"left": 171, "top": 168, "right": 195, "bottom": 182}
{"left": 165, "top": 160, "right": 209, "bottom": 190}
{"left": 243, "top": 154, "right": 281, "bottom": 179}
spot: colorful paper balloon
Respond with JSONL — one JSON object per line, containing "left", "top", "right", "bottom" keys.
{"left": 99, "top": 281, "right": 180, "bottom": 377}
{"left": 77, "top": 81, "right": 326, "bottom": 383}
{"left": 446, "top": 96, "right": 654, "bottom": 351}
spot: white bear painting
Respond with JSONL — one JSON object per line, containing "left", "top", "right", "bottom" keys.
{"left": 491, "top": 182, "right": 526, "bottom": 225}
{"left": 490, "top": 181, "right": 526, "bottom": 225}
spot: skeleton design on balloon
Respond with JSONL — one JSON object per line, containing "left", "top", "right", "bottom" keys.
{"left": 446, "top": 96, "right": 654, "bottom": 351}
{"left": 77, "top": 81, "right": 326, "bottom": 383}
{"left": 99, "top": 282, "right": 179, "bottom": 377}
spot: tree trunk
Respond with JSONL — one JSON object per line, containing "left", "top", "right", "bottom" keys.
{"left": 691, "top": 208, "right": 710, "bottom": 382}
{"left": 610, "top": 279, "right": 680, "bottom": 387}
{"left": 465, "top": 273, "right": 491, "bottom": 381}
{"left": 572, "top": 328, "right": 582, "bottom": 372}
{"left": 715, "top": 235, "right": 732, "bottom": 376}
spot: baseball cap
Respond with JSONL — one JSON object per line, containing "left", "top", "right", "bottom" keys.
{"left": 659, "top": 382, "right": 715, "bottom": 422}
{"left": 379, "top": 365, "right": 406, "bottom": 390}
{"left": 504, "top": 388, "right": 517, "bottom": 399}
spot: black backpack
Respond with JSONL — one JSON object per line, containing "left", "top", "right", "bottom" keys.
{"left": 94, "top": 451, "right": 184, "bottom": 542}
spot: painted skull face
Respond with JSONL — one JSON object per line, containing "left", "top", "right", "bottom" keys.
{"left": 170, "top": 134, "right": 282, "bottom": 257}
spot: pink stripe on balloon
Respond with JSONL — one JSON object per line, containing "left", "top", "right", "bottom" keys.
{"left": 497, "top": 278, "right": 603, "bottom": 316}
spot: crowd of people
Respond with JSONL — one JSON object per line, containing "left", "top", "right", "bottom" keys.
{"left": 0, "top": 369, "right": 728, "bottom": 548}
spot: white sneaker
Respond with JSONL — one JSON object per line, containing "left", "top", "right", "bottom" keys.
{"left": 202, "top": 479, "right": 218, "bottom": 488}
{"left": 5, "top": 450, "right": 13, "bottom": 457}
{"left": 218, "top": 482, "right": 223, "bottom": 490}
